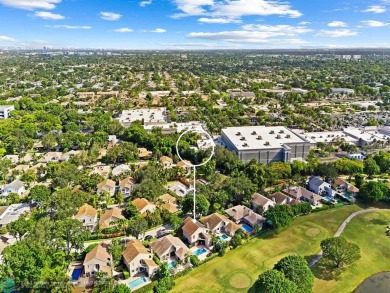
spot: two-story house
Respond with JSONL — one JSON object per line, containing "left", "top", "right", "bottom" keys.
{"left": 122, "top": 239, "right": 158, "bottom": 277}
{"left": 150, "top": 234, "right": 190, "bottom": 263}
{"left": 74, "top": 204, "right": 98, "bottom": 231}
{"left": 199, "top": 213, "right": 241, "bottom": 237}
{"left": 132, "top": 198, "right": 156, "bottom": 217}
{"left": 119, "top": 177, "right": 137, "bottom": 198}
{"left": 308, "top": 176, "right": 335, "bottom": 197}
{"left": 97, "top": 179, "right": 116, "bottom": 197}
{"left": 99, "top": 207, "right": 125, "bottom": 230}
{"left": 251, "top": 193, "right": 276, "bottom": 215}
{"left": 83, "top": 244, "right": 112, "bottom": 277}
{"left": 182, "top": 217, "right": 212, "bottom": 248}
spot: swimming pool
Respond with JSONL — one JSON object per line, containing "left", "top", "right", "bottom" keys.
{"left": 241, "top": 224, "right": 254, "bottom": 233}
{"left": 168, "top": 261, "right": 176, "bottom": 269}
{"left": 193, "top": 247, "right": 207, "bottom": 256}
{"left": 323, "top": 196, "right": 336, "bottom": 204}
{"left": 219, "top": 234, "right": 229, "bottom": 241}
{"left": 71, "top": 268, "right": 82, "bottom": 281}
{"left": 128, "top": 277, "right": 148, "bottom": 290}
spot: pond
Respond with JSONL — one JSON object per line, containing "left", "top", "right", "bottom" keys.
{"left": 356, "top": 272, "right": 390, "bottom": 293}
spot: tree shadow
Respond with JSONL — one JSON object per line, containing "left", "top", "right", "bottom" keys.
{"left": 247, "top": 283, "right": 257, "bottom": 293}
{"left": 370, "top": 218, "right": 388, "bottom": 226}
{"left": 311, "top": 260, "right": 343, "bottom": 281}
{"left": 304, "top": 254, "right": 318, "bottom": 264}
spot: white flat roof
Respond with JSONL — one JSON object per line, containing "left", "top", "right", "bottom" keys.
{"left": 302, "top": 131, "right": 357, "bottom": 144}
{"left": 118, "top": 108, "right": 167, "bottom": 124}
{"left": 222, "top": 126, "right": 308, "bottom": 151}
{"left": 343, "top": 127, "right": 387, "bottom": 142}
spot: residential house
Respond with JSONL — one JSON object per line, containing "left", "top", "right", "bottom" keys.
{"left": 97, "top": 179, "right": 116, "bottom": 197}
{"left": 225, "top": 205, "right": 265, "bottom": 228}
{"left": 283, "top": 186, "right": 322, "bottom": 206}
{"left": 99, "top": 207, "right": 125, "bottom": 230}
{"left": 158, "top": 193, "right": 179, "bottom": 214}
{"left": 2, "top": 179, "right": 25, "bottom": 196}
{"left": 150, "top": 234, "right": 190, "bottom": 262}
{"left": 83, "top": 244, "right": 112, "bottom": 277}
{"left": 251, "top": 193, "right": 275, "bottom": 215}
{"left": 199, "top": 213, "right": 241, "bottom": 237}
{"left": 138, "top": 148, "right": 152, "bottom": 159}
{"left": 59, "top": 150, "right": 81, "bottom": 162}
{"left": 132, "top": 198, "right": 156, "bottom": 217}
{"left": 111, "top": 164, "right": 131, "bottom": 177}
{"left": 37, "top": 152, "right": 63, "bottom": 163}
{"left": 269, "top": 192, "right": 291, "bottom": 205}
{"left": 182, "top": 217, "right": 212, "bottom": 248}
{"left": 122, "top": 239, "right": 158, "bottom": 277}
{"left": 119, "top": 177, "right": 137, "bottom": 198}
{"left": 90, "top": 165, "right": 111, "bottom": 178}
{"left": 3, "top": 155, "right": 19, "bottom": 164}
{"left": 0, "top": 203, "right": 30, "bottom": 228}
{"left": 74, "top": 204, "right": 98, "bottom": 230}
{"left": 308, "top": 176, "right": 335, "bottom": 197}
{"left": 160, "top": 156, "right": 173, "bottom": 169}
{"left": 334, "top": 178, "right": 359, "bottom": 197}
{"left": 20, "top": 153, "right": 35, "bottom": 164}
{"left": 176, "top": 160, "right": 192, "bottom": 173}
{"left": 7, "top": 165, "right": 30, "bottom": 180}
{"left": 166, "top": 181, "right": 190, "bottom": 198}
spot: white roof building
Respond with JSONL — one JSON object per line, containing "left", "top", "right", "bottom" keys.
{"left": 118, "top": 108, "right": 168, "bottom": 127}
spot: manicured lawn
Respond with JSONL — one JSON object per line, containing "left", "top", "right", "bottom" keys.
{"left": 171, "top": 205, "right": 362, "bottom": 293}
{"left": 312, "top": 210, "right": 390, "bottom": 293}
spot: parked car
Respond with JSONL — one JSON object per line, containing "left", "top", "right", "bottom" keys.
{"left": 144, "top": 235, "right": 153, "bottom": 241}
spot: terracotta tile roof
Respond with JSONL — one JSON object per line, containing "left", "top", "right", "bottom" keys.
{"left": 161, "top": 202, "right": 179, "bottom": 213}
{"left": 160, "top": 156, "right": 173, "bottom": 163}
{"left": 270, "top": 192, "right": 289, "bottom": 205}
{"left": 200, "top": 213, "right": 230, "bottom": 231}
{"left": 119, "top": 177, "right": 136, "bottom": 188}
{"left": 348, "top": 185, "right": 359, "bottom": 193}
{"left": 144, "top": 259, "right": 158, "bottom": 267}
{"left": 150, "top": 235, "right": 190, "bottom": 260}
{"left": 132, "top": 198, "right": 150, "bottom": 212}
{"left": 334, "top": 178, "right": 348, "bottom": 186}
{"left": 97, "top": 179, "right": 116, "bottom": 191}
{"left": 99, "top": 207, "right": 124, "bottom": 229}
{"left": 182, "top": 218, "right": 205, "bottom": 236}
{"left": 177, "top": 160, "right": 191, "bottom": 168}
{"left": 225, "top": 205, "right": 252, "bottom": 221}
{"left": 84, "top": 244, "right": 111, "bottom": 264}
{"left": 158, "top": 193, "right": 176, "bottom": 203}
{"left": 75, "top": 204, "right": 97, "bottom": 219}
{"left": 225, "top": 221, "right": 241, "bottom": 234}
{"left": 122, "top": 239, "right": 150, "bottom": 263}
{"left": 251, "top": 193, "right": 274, "bottom": 206}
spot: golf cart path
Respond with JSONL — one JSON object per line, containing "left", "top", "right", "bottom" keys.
{"left": 308, "top": 208, "right": 390, "bottom": 267}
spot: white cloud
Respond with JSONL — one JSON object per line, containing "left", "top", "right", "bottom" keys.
{"left": 0, "top": 0, "right": 61, "bottom": 10}
{"left": 142, "top": 28, "right": 167, "bottom": 33}
{"left": 298, "top": 21, "right": 310, "bottom": 25}
{"left": 361, "top": 20, "right": 389, "bottom": 27}
{"left": 100, "top": 11, "right": 121, "bottom": 21}
{"left": 139, "top": 0, "right": 152, "bottom": 7}
{"left": 0, "top": 35, "right": 17, "bottom": 42}
{"left": 198, "top": 17, "right": 241, "bottom": 24}
{"left": 34, "top": 11, "right": 64, "bottom": 20}
{"left": 45, "top": 25, "right": 92, "bottom": 29}
{"left": 172, "top": 0, "right": 302, "bottom": 19}
{"left": 114, "top": 27, "right": 133, "bottom": 33}
{"left": 187, "top": 23, "right": 311, "bottom": 43}
{"left": 363, "top": 5, "right": 387, "bottom": 13}
{"left": 316, "top": 29, "right": 358, "bottom": 37}
{"left": 328, "top": 21, "right": 347, "bottom": 27}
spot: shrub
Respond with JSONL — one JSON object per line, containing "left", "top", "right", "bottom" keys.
{"left": 189, "top": 255, "right": 200, "bottom": 267}
{"left": 0, "top": 227, "right": 7, "bottom": 235}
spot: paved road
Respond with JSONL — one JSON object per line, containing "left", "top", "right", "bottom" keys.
{"left": 308, "top": 208, "right": 390, "bottom": 267}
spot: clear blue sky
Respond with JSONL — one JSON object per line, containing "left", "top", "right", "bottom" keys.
{"left": 0, "top": 0, "right": 390, "bottom": 49}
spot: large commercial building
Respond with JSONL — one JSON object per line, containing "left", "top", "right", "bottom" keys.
{"left": 117, "top": 108, "right": 169, "bottom": 128}
{"left": 221, "top": 126, "right": 310, "bottom": 164}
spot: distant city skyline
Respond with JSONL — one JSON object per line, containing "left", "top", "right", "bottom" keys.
{"left": 1, "top": 0, "right": 390, "bottom": 49}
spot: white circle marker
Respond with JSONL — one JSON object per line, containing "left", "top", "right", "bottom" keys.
{"left": 175, "top": 128, "right": 215, "bottom": 220}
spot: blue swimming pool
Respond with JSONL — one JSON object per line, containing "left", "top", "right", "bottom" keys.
{"left": 193, "top": 247, "right": 207, "bottom": 256}
{"left": 168, "top": 261, "right": 176, "bottom": 269}
{"left": 128, "top": 277, "right": 148, "bottom": 290}
{"left": 71, "top": 268, "right": 82, "bottom": 281}
{"left": 241, "top": 224, "right": 254, "bottom": 233}
{"left": 323, "top": 196, "right": 336, "bottom": 204}
{"left": 219, "top": 234, "right": 229, "bottom": 241}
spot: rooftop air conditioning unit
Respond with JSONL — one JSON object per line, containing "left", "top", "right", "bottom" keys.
{"left": 257, "top": 136, "right": 262, "bottom": 140}
{"left": 264, "top": 141, "right": 270, "bottom": 146}
{"left": 269, "top": 130, "right": 275, "bottom": 134}
{"left": 251, "top": 131, "right": 257, "bottom": 135}
{"left": 236, "top": 132, "right": 241, "bottom": 136}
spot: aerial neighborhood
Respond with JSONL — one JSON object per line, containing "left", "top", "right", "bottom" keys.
{"left": 0, "top": 50, "right": 389, "bottom": 293}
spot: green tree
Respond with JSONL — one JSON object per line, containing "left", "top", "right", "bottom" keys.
{"left": 125, "top": 202, "right": 140, "bottom": 219}
{"left": 182, "top": 193, "right": 210, "bottom": 216}
{"left": 28, "top": 185, "right": 51, "bottom": 211}
{"left": 154, "top": 277, "right": 175, "bottom": 293}
{"left": 314, "top": 163, "right": 338, "bottom": 183}
{"left": 169, "top": 213, "right": 182, "bottom": 231}
{"left": 320, "top": 237, "right": 361, "bottom": 269}
{"left": 254, "top": 269, "right": 297, "bottom": 293}
{"left": 58, "top": 218, "right": 89, "bottom": 257}
{"left": 265, "top": 205, "right": 294, "bottom": 231}
{"left": 127, "top": 217, "right": 148, "bottom": 239}
{"left": 363, "top": 157, "right": 380, "bottom": 176}
{"left": 274, "top": 255, "right": 314, "bottom": 293}
{"left": 7, "top": 215, "right": 32, "bottom": 240}
{"left": 354, "top": 173, "right": 365, "bottom": 188}
{"left": 113, "top": 283, "right": 131, "bottom": 293}
{"left": 359, "top": 181, "right": 389, "bottom": 202}
{"left": 189, "top": 255, "right": 200, "bottom": 267}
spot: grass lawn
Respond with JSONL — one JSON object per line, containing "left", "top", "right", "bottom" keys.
{"left": 171, "top": 205, "right": 362, "bottom": 293}
{"left": 312, "top": 210, "right": 390, "bottom": 293}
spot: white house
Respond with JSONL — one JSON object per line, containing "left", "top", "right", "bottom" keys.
{"left": 251, "top": 193, "right": 276, "bottom": 215}
{"left": 74, "top": 204, "right": 98, "bottom": 231}
{"left": 2, "top": 179, "right": 26, "bottom": 196}
{"left": 182, "top": 217, "right": 212, "bottom": 248}
{"left": 119, "top": 177, "right": 137, "bottom": 198}
{"left": 308, "top": 176, "right": 335, "bottom": 197}
{"left": 83, "top": 244, "right": 112, "bottom": 277}
{"left": 132, "top": 198, "right": 156, "bottom": 217}
{"left": 111, "top": 164, "right": 131, "bottom": 177}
